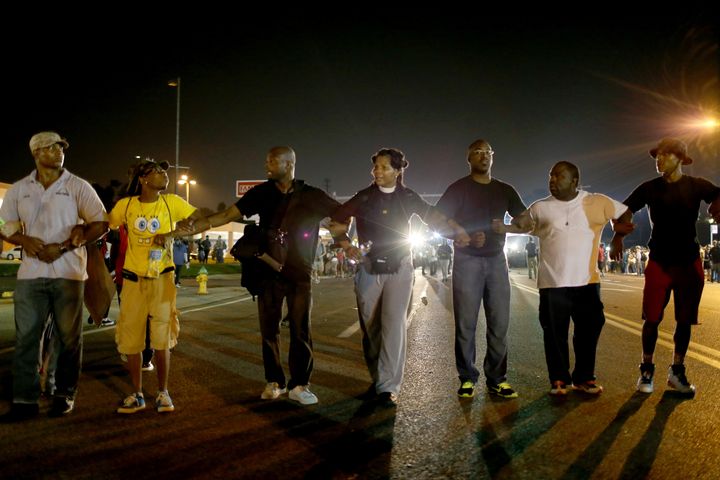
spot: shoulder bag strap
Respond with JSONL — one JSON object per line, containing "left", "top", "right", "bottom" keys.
{"left": 272, "top": 180, "right": 304, "bottom": 231}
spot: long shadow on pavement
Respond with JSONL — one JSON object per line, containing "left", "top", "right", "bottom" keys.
{"left": 424, "top": 275, "right": 454, "bottom": 312}
{"left": 561, "top": 392, "right": 651, "bottom": 479}
{"left": 618, "top": 391, "right": 694, "bottom": 479}
{"left": 244, "top": 395, "right": 396, "bottom": 479}
{"left": 467, "top": 393, "right": 584, "bottom": 477}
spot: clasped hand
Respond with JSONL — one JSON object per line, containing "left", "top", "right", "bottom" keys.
{"left": 26, "top": 225, "right": 88, "bottom": 263}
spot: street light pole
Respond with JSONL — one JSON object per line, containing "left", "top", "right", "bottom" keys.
{"left": 169, "top": 77, "right": 181, "bottom": 194}
{"left": 178, "top": 174, "right": 196, "bottom": 204}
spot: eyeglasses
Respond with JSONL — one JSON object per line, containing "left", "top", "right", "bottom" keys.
{"left": 471, "top": 149, "right": 494, "bottom": 156}
{"left": 42, "top": 143, "right": 64, "bottom": 151}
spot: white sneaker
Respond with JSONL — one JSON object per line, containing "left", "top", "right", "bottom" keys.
{"left": 667, "top": 364, "right": 696, "bottom": 395}
{"left": 260, "top": 382, "right": 287, "bottom": 400}
{"left": 288, "top": 385, "right": 318, "bottom": 405}
{"left": 117, "top": 392, "right": 146, "bottom": 414}
{"left": 549, "top": 381, "right": 568, "bottom": 396}
{"left": 637, "top": 363, "right": 654, "bottom": 393}
{"left": 156, "top": 391, "right": 175, "bottom": 413}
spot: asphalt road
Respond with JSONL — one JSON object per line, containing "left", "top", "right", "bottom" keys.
{"left": 1, "top": 270, "right": 720, "bottom": 479}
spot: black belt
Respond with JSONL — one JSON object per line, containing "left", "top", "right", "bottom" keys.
{"left": 122, "top": 267, "right": 174, "bottom": 282}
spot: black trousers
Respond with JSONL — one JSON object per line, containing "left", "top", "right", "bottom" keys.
{"left": 174, "top": 264, "right": 183, "bottom": 285}
{"left": 257, "top": 277, "right": 313, "bottom": 389}
{"left": 538, "top": 284, "right": 605, "bottom": 385}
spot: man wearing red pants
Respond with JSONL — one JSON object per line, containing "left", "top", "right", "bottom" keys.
{"left": 612, "top": 138, "right": 720, "bottom": 395}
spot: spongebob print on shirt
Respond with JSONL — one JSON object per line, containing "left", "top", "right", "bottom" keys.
{"left": 108, "top": 194, "right": 196, "bottom": 277}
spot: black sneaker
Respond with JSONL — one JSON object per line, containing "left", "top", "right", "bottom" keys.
{"left": 100, "top": 318, "right": 116, "bottom": 327}
{"left": 0, "top": 403, "right": 39, "bottom": 423}
{"left": 357, "top": 383, "right": 377, "bottom": 400}
{"left": 487, "top": 382, "right": 519, "bottom": 399}
{"left": 48, "top": 396, "right": 74, "bottom": 417}
{"left": 457, "top": 381, "right": 475, "bottom": 398}
{"left": 378, "top": 392, "right": 397, "bottom": 406}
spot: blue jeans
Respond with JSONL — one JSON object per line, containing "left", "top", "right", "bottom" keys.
{"left": 13, "top": 279, "right": 84, "bottom": 403}
{"left": 452, "top": 251, "right": 511, "bottom": 386}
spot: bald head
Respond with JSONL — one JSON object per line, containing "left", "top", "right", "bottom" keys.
{"left": 266, "top": 146, "right": 296, "bottom": 183}
{"left": 268, "top": 146, "right": 296, "bottom": 165}
{"left": 467, "top": 139, "right": 492, "bottom": 153}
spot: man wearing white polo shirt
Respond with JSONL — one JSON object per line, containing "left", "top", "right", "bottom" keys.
{"left": 494, "top": 161, "right": 630, "bottom": 396}
{"left": 0, "top": 131, "right": 107, "bottom": 420}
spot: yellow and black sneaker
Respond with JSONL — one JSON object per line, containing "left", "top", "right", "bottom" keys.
{"left": 457, "top": 381, "right": 475, "bottom": 398}
{"left": 487, "top": 382, "right": 519, "bottom": 399}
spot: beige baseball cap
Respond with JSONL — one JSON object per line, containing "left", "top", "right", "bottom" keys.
{"left": 29, "top": 131, "right": 69, "bottom": 152}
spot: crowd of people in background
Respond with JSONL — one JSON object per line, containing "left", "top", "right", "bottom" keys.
{"left": 586, "top": 244, "right": 720, "bottom": 280}
{"left": 308, "top": 238, "right": 455, "bottom": 283}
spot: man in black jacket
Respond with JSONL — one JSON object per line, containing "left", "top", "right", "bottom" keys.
{"left": 178, "top": 146, "right": 341, "bottom": 405}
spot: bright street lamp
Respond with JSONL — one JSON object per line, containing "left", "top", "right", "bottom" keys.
{"left": 168, "top": 77, "right": 181, "bottom": 194}
{"left": 177, "top": 174, "right": 196, "bottom": 203}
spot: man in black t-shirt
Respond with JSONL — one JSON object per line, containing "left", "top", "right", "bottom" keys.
{"left": 612, "top": 138, "right": 720, "bottom": 396}
{"left": 177, "top": 146, "right": 341, "bottom": 405}
{"left": 436, "top": 139, "right": 526, "bottom": 399}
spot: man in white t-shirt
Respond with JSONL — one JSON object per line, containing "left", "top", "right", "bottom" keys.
{"left": 493, "top": 161, "right": 630, "bottom": 396}
{"left": 0, "top": 131, "right": 107, "bottom": 421}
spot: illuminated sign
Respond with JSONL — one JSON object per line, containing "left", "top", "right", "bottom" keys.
{"left": 236, "top": 180, "right": 264, "bottom": 198}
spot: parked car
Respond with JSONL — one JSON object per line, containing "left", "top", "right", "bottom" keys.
{"left": 0, "top": 246, "right": 22, "bottom": 261}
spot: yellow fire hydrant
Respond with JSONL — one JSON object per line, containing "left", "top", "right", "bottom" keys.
{"left": 196, "top": 266, "right": 208, "bottom": 295}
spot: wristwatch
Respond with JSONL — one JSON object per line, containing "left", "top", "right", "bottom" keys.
{"left": 59, "top": 242, "right": 69, "bottom": 254}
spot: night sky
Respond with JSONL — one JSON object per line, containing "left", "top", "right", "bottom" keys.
{"left": 4, "top": 13, "right": 718, "bottom": 231}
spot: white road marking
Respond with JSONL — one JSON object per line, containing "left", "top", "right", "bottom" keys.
{"left": 180, "top": 296, "right": 254, "bottom": 314}
{"left": 511, "top": 280, "right": 720, "bottom": 370}
{"left": 0, "top": 296, "right": 253, "bottom": 355}
{"left": 338, "top": 322, "right": 361, "bottom": 338}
